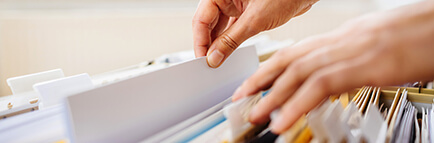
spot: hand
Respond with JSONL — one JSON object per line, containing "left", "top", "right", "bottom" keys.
{"left": 192, "top": 0, "right": 317, "bottom": 68}
{"left": 232, "top": 1, "right": 434, "bottom": 134}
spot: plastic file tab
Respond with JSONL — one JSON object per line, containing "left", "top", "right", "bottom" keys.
{"left": 34, "top": 73, "right": 94, "bottom": 109}
{"left": 7, "top": 69, "right": 64, "bottom": 95}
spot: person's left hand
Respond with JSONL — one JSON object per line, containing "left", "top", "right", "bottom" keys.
{"left": 192, "top": 0, "right": 317, "bottom": 68}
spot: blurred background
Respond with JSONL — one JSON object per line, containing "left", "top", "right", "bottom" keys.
{"left": 0, "top": 0, "right": 421, "bottom": 97}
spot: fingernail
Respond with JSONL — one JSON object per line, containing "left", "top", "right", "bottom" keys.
{"left": 248, "top": 106, "right": 259, "bottom": 122}
{"left": 232, "top": 87, "right": 243, "bottom": 101}
{"left": 234, "top": 86, "right": 242, "bottom": 95}
{"left": 207, "top": 50, "right": 224, "bottom": 68}
{"left": 270, "top": 109, "right": 281, "bottom": 120}
{"left": 270, "top": 114, "right": 283, "bottom": 134}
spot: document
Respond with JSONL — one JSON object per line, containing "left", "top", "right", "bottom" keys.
{"left": 65, "top": 46, "right": 259, "bottom": 143}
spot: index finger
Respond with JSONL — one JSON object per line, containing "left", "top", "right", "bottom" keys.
{"left": 270, "top": 55, "right": 377, "bottom": 134}
{"left": 232, "top": 33, "right": 340, "bottom": 101}
{"left": 192, "top": 0, "right": 220, "bottom": 58}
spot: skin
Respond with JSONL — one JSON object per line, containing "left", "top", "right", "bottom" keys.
{"left": 193, "top": 0, "right": 434, "bottom": 134}
{"left": 192, "top": 0, "right": 318, "bottom": 68}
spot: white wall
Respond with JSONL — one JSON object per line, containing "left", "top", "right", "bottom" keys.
{"left": 0, "top": 0, "right": 401, "bottom": 96}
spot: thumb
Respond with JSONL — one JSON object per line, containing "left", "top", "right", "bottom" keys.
{"left": 206, "top": 13, "right": 260, "bottom": 68}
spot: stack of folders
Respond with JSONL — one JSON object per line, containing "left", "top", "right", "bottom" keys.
{"left": 181, "top": 86, "right": 434, "bottom": 143}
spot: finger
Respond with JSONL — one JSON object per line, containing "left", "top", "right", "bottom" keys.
{"left": 270, "top": 53, "right": 378, "bottom": 134}
{"left": 294, "top": 4, "right": 312, "bottom": 17}
{"left": 213, "top": 17, "right": 238, "bottom": 42}
{"left": 205, "top": 12, "right": 259, "bottom": 68}
{"left": 213, "top": 0, "right": 241, "bottom": 17}
{"left": 233, "top": 25, "right": 366, "bottom": 103}
{"left": 232, "top": 33, "right": 341, "bottom": 101}
{"left": 248, "top": 42, "right": 369, "bottom": 124}
{"left": 211, "top": 13, "right": 230, "bottom": 42}
{"left": 227, "top": 17, "right": 238, "bottom": 28}
{"left": 193, "top": 0, "right": 221, "bottom": 58}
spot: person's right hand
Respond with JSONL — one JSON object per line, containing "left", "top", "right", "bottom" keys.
{"left": 232, "top": 0, "right": 434, "bottom": 134}
{"left": 193, "top": 0, "right": 318, "bottom": 68}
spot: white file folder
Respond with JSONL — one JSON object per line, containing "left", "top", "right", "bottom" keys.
{"left": 65, "top": 46, "right": 259, "bottom": 143}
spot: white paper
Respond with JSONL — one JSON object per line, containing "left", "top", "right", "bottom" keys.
{"left": 361, "top": 105, "right": 387, "bottom": 143}
{"left": 422, "top": 108, "right": 429, "bottom": 143}
{"left": 307, "top": 100, "right": 331, "bottom": 143}
{"left": 340, "top": 102, "right": 361, "bottom": 143}
{"left": 322, "top": 101, "right": 345, "bottom": 143}
{"left": 223, "top": 94, "right": 261, "bottom": 142}
{"left": 65, "top": 46, "right": 259, "bottom": 143}
{"left": 428, "top": 104, "right": 434, "bottom": 143}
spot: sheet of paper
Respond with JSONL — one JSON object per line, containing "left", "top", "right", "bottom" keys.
{"left": 395, "top": 102, "right": 415, "bottom": 142}
{"left": 323, "top": 101, "right": 345, "bottom": 143}
{"left": 428, "top": 104, "right": 434, "bottom": 142}
{"left": 361, "top": 104, "right": 387, "bottom": 143}
{"left": 65, "top": 46, "right": 259, "bottom": 143}
{"left": 390, "top": 90, "right": 408, "bottom": 141}
{"left": 307, "top": 100, "right": 331, "bottom": 143}
{"left": 223, "top": 94, "right": 261, "bottom": 142}
{"left": 414, "top": 107, "right": 420, "bottom": 143}
{"left": 422, "top": 108, "right": 429, "bottom": 143}
{"left": 340, "top": 102, "right": 361, "bottom": 142}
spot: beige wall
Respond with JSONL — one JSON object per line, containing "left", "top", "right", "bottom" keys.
{"left": 0, "top": 1, "right": 376, "bottom": 96}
